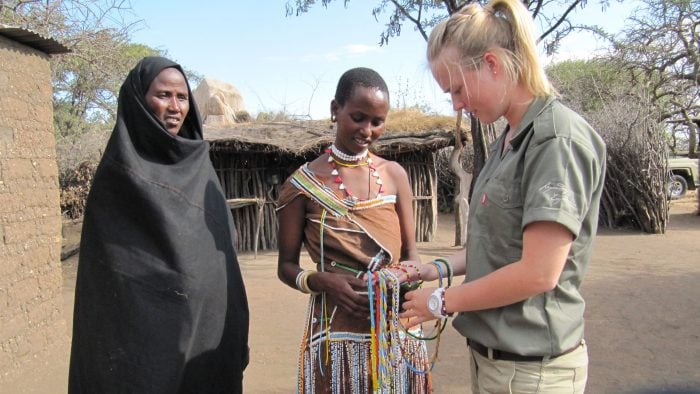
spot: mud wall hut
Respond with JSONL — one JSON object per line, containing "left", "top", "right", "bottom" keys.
{"left": 204, "top": 122, "right": 454, "bottom": 254}
{"left": 0, "top": 26, "right": 69, "bottom": 383}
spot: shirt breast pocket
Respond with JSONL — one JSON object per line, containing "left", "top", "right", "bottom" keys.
{"left": 468, "top": 176, "right": 526, "bottom": 266}
{"left": 484, "top": 178, "right": 523, "bottom": 210}
{"left": 475, "top": 178, "right": 524, "bottom": 241}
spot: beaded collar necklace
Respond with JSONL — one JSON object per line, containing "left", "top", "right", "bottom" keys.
{"left": 325, "top": 145, "right": 384, "bottom": 200}
{"left": 330, "top": 143, "right": 368, "bottom": 162}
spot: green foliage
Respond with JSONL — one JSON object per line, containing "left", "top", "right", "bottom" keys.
{"left": 1, "top": 1, "right": 178, "bottom": 218}
{"left": 546, "top": 59, "right": 627, "bottom": 112}
{"left": 1, "top": 1, "right": 167, "bottom": 141}
{"left": 52, "top": 41, "right": 163, "bottom": 140}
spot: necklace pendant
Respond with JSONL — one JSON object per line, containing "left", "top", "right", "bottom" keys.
{"left": 339, "top": 183, "right": 346, "bottom": 190}
{"left": 331, "top": 169, "right": 339, "bottom": 176}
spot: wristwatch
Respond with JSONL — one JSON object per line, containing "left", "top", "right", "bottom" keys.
{"left": 427, "top": 288, "right": 445, "bottom": 319}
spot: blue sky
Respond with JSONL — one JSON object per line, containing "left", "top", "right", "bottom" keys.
{"left": 129, "top": 1, "right": 636, "bottom": 120}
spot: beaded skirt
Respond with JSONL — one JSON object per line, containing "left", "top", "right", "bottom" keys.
{"left": 297, "top": 295, "right": 432, "bottom": 394}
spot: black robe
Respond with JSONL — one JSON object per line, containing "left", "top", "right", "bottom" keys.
{"left": 68, "top": 57, "right": 249, "bottom": 394}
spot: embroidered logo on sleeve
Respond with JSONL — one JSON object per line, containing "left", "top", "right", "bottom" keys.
{"left": 539, "top": 182, "right": 578, "bottom": 210}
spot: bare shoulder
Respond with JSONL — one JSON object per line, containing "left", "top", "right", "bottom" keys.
{"left": 375, "top": 157, "right": 408, "bottom": 178}
{"left": 372, "top": 155, "right": 409, "bottom": 188}
{"left": 306, "top": 154, "right": 331, "bottom": 175}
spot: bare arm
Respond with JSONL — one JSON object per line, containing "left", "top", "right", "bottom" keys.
{"left": 390, "top": 161, "right": 421, "bottom": 263}
{"left": 395, "top": 246, "right": 466, "bottom": 284}
{"left": 401, "top": 221, "right": 573, "bottom": 323}
{"left": 277, "top": 194, "right": 369, "bottom": 318}
{"left": 276, "top": 196, "right": 307, "bottom": 289}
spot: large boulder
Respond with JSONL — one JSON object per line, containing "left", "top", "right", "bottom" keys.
{"left": 192, "top": 78, "right": 245, "bottom": 126}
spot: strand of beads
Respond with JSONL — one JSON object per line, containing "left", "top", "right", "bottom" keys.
{"left": 326, "top": 146, "right": 384, "bottom": 200}
{"left": 330, "top": 143, "right": 367, "bottom": 162}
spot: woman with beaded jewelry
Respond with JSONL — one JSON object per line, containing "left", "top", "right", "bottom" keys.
{"left": 276, "top": 67, "right": 431, "bottom": 393}
{"left": 399, "top": 0, "right": 606, "bottom": 393}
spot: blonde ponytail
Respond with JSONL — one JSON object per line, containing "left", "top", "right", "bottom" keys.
{"left": 427, "top": 0, "right": 555, "bottom": 97}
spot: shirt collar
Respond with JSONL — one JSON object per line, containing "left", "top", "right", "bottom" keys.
{"left": 508, "top": 96, "right": 556, "bottom": 150}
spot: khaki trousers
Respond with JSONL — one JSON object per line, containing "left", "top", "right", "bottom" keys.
{"left": 469, "top": 340, "right": 588, "bottom": 394}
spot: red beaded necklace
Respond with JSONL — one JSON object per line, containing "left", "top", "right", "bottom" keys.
{"left": 325, "top": 145, "right": 384, "bottom": 200}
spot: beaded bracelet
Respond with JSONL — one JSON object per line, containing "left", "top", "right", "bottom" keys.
{"left": 294, "top": 270, "right": 304, "bottom": 289}
{"left": 295, "top": 269, "right": 320, "bottom": 295}
{"left": 441, "top": 287, "right": 453, "bottom": 317}
{"left": 405, "top": 263, "right": 421, "bottom": 282}
{"left": 295, "top": 270, "right": 307, "bottom": 292}
{"left": 433, "top": 258, "right": 453, "bottom": 287}
{"left": 428, "top": 260, "right": 444, "bottom": 288}
{"left": 395, "top": 265, "right": 411, "bottom": 281}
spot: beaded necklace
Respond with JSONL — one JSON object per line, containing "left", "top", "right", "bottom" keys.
{"left": 330, "top": 143, "right": 367, "bottom": 161}
{"left": 365, "top": 265, "right": 449, "bottom": 385}
{"left": 325, "top": 145, "right": 384, "bottom": 200}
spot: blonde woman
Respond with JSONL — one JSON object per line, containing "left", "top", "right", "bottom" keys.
{"left": 400, "top": 1, "right": 606, "bottom": 393}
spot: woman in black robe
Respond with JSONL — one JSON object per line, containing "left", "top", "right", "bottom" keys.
{"left": 68, "top": 56, "right": 249, "bottom": 394}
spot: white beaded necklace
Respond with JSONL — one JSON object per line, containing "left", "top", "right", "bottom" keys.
{"left": 330, "top": 144, "right": 368, "bottom": 162}
{"left": 326, "top": 146, "right": 384, "bottom": 200}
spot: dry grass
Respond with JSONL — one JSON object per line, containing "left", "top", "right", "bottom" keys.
{"left": 252, "top": 107, "right": 459, "bottom": 133}
{"left": 386, "top": 107, "right": 457, "bottom": 132}
{"left": 60, "top": 161, "right": 97, "bottom": 219}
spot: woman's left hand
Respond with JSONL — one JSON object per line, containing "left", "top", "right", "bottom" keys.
{"left": 399, "top": 287, "right": 438, "bottom": 325}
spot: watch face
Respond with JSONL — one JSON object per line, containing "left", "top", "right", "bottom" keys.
{"left": 428, "top": 295, "right": 440, "bottom": 311}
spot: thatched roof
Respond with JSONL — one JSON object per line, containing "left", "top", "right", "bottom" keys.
{"left": 205, "top": 120, "right": 458, "bottom": 155}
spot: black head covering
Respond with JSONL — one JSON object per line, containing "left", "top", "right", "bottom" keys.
{"left": 116, "top": 56, "right": 202, "bottom": 162}
{"left": 69, "top": 56, "right": 249, "bottom": 394}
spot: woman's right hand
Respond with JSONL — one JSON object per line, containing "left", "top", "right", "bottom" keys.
{"left": 309, "top": 272, "right": 370, "bottom": 319}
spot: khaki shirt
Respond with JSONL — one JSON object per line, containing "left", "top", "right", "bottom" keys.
{"left": 452, "top": 96, "right": 606, "bottom": 356}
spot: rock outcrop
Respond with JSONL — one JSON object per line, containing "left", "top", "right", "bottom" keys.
{"left": 192, "top": 78, "right": 245, "bottom": 126}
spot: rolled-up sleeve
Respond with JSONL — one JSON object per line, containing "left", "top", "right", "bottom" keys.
{"left": 521, "top": 135, "right": 603, "bottom": 238}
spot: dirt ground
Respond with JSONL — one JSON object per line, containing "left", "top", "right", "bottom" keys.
{"left": 6, "top": 193, "right": 700, "bottom": 393}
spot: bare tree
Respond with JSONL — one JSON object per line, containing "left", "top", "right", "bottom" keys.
{"left": 609, "top": 0, "right": 700, "bottom": 158}
{"left": 0, "top": 1, "right": 159, "bottom": 139}
{"left": 285, "top": 1, "right": 608, "bottom": 51}
{"left": 549, "top": 58, "right": 669, "bottom": 233}
{"left": 1, "top": 1, "right": 167, "bottom": 218}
